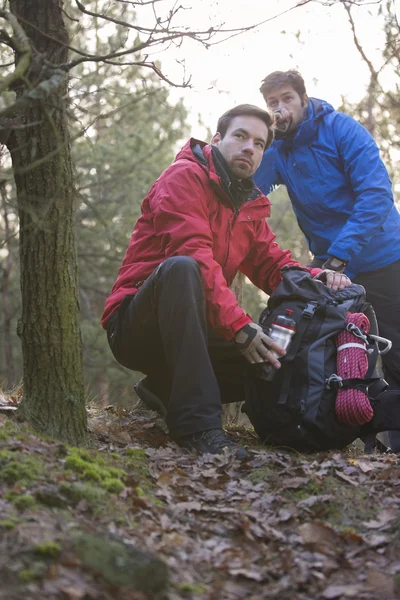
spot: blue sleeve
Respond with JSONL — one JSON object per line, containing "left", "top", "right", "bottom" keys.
{"left": 253, "top": 147, "right": 282, "bottom": 194}
{"left": 327, "top": 113, "right": 395, "bottom": 261}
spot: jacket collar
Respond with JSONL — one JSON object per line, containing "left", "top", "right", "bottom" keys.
{"left": 274, "top": 98, "right": 335, "bottom": 150}
{"left": 191, "top": 140, "right": 261, "bottom": 205}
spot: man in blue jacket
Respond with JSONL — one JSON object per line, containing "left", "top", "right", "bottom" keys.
{"left": 254, "top": 70, "right": 400, "bottom": 451}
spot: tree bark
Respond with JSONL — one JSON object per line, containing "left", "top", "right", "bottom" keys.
{"left": 6, "top": 0, "right": 87, "bottom": 443}
{"left": 0, "top": 181, "right": 16, "bottom": 389}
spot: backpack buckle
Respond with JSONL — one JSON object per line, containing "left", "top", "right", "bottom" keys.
{"left": 303, "top": 302, "right": 318, "bottom": 319}
{"left": 325, "top": 374, "right": 343, "bottom": 390}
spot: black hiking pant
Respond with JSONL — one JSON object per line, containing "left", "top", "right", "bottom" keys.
{"left": 106, "top": 256, "right": 250, "bottom": 440}
{"left": 309, "top": 258, "right": 400, "bottom": 451}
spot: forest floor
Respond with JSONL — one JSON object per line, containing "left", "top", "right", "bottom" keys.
{"left": 0, "top": 396, "right": 400, "bottom": 600}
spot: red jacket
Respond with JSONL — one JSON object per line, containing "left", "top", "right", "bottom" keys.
{"left": 102, "top": 139, "right": 319, "bottom": 339}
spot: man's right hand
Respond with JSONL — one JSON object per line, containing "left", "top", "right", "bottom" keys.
{"left": 234, "top": 322, "right": 285, "bottom": 366}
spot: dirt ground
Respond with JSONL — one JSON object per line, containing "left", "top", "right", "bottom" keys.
{"left": 0, "top": 403, "right": 399, "bottom": 600}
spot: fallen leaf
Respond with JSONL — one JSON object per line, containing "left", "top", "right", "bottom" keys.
{"left": 366, "top": 567, "right": 395, "bottom": 598}
{"left": 174, "top": 501, "right": 202, "bottom": 512}
{"left": 367, "top": 534, "right": 389, "bottom": 547}
{"left": 281, "top": 477, "right": 309, "bottom": 489}
{"left": 299, "top": 522, "right": 342, "bottom": 555}
{"left": 335, "top": 470, "right": 359, "bottom": 486}
{"left": 363, "top": 508, "right": 397, "bottom": 530}
{"left": 322, "top": 584, "right": 364, "bottom": 598}
{"left": 278, "top": 508, "right": 295, "bottom": 522}
{"left": 229, "top": 568, "right": 266, "bottom": 582}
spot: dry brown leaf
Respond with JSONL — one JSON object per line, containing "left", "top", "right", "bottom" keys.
{"left": 322, "top": 583, "right": 364, "bottom": 598}
{"left": 229, "top": 567, "right": 266, "bottom": 582}
{"left": 367, "top": 534, "right": 389, "bottom": 547}
{"left": 108, "top": 423, "right": 132, "bottom": 444}
{"left": 299, "top": 522, "right": 342, "bottom": 555}
{"left": 363, "top": 508, "right": 398, "bottom": 530}
{"left": 60, "top": 587, "right": 89, "bottom": 600}
{"left": 174, "top": 501, "right": 202, "bottom": 512}
{"left": 281, "top": 476, "right": 309, "bottom": 489}
{"left": 366, "top": 567, "right": 395, "bottom": 598}
{"left": 334, "top": 470, "right": 359, "bottom": 486}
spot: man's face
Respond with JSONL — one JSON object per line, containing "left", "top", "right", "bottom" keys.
{"left": 211, "top": 115, "right": 269, "bottom": 179}
{"left": 264, "top": 84, "right": 307, "bottom": 132}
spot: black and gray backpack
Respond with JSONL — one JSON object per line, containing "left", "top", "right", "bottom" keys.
{"left": 243, "top": 267, "right": 400, "bottom": 452}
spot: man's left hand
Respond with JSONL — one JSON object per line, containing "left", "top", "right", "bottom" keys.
{"left": 314, "top": 269, "right": 352, "bottom": 291}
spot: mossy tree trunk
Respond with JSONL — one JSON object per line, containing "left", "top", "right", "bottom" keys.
{"left": 6, "top": 0, "right": 87, "bottom": 443}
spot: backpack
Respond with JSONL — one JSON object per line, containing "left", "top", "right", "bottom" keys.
{"left": 242, "top": 266, "right": 394, "bottom": 452}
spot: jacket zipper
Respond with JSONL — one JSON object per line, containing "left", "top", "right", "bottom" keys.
{"left": 222, "top": 206, "right": 239, "bottom": 270}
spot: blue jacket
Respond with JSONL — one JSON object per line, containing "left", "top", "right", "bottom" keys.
{"left": 254, "top": 98, "right": 400, "bottom": 279}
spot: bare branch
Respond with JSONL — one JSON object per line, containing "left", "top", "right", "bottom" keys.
{"left": 342, "top": 1, "right": 379, "bottom": 79}
{"left": 0, "top": 10, "right": 32, "bottom": 93}
{"left": 0, "top": 69, "right": 67, "bottom": 120}
{"left": 114, "top": 0, "right": 164, "bottom": 5}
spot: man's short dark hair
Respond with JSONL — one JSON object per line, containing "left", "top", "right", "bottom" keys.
{"left": 217, "top": 104, "right": 274, "bottom": 149}
{"left": 259, "top": 70, "right": 307, "bottom": 101}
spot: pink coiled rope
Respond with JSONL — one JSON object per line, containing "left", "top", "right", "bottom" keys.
{"left": 335, "top": 312, "right": 374, "bottom": 426}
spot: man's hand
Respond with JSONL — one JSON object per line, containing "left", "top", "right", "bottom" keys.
{"left": 273, "top": 107, "right": 293, "bottom": 133}
{"left": 314, "top": 269, "right": 352, "bottom": 291}
{"left": 234, "top": 322, "right": 285, "bottom": 366}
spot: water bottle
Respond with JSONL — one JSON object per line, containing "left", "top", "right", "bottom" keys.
{"left": 261, "top": 309, "right": 297, "bottom": 382}
{"left": 273, "top": 109, "right": 292, "bottom": 133}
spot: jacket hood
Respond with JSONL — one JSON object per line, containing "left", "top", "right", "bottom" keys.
{"left": 276, "top": 98, "right": 335, "bottom": 148}
{"left": 174, "top": 138, "right": 214, "bottom": 171}
{"left": 174, "top": 138, "right": 264, "bottom": 205}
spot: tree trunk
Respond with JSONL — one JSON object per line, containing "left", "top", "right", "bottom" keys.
{"left": 0, "top": 181, "right": 16, "bottom": 389}
{"left": 6, "top": 0, "right": 87, "bottom": 443}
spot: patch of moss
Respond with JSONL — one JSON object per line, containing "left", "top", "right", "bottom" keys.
{"left": 34, "top": 541, "right": 61, "bottom": 558}
{"left": 287, "top": 476, "right": 376, "bottom": 529}
{"left": 0, "top": 450, "right": 41, "bottom": 485}
{"left": 123, "top": 449, "right": 155, "bottom": 495}
{"left": 247, "top": 464, "right": 282, "bottom": 488}
{"left": 72, "top": 533, "right": 168, "bottom": 595}
{"left": 64, "top": 448, "right": 123, "bottom": 483}
{"left": 0, "top": 517, "right": 22, "bottom": 530}
{"left": 13, "top": 494, "right": 36, "bottom": 511}
{"left": 0, "top": 419, "right": 37, "bottom": 441}
{"left": 59, "top": 481, "right": 107, "bottom": 509}
{"left": 179, "top": 581, "right": 207, "bottom": 595}
{"left": 124, "top": 448, "right": 146, "bottom": 458}
{"left": 18, "top": 561, "right": 46, "bottom": 582}
{"left": 101, "top": 478, "right": 125, "bottom": 493}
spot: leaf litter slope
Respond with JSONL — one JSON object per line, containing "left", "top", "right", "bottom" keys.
{"left": 0, "top": 405, "right": 400, "bottom": 600}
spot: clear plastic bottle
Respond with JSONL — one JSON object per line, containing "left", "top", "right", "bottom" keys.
{"left": 261, "top": 309, "right": 297, "bottom": 382}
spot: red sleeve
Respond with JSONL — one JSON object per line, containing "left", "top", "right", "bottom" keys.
{"left": 152, "top": 165, "right": 251, "bottom": 340}
{"left": 240, "top": 219, "right": 321, "bottom": 293}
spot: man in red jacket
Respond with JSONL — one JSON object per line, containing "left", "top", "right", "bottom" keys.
{"left": 102, "top": 104, "right": 350, "bottom": 459}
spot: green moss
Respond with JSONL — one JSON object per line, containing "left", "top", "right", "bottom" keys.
{"left": 179, "top": 582, "right": 207, "bottom": 594}
{"left": 72, "top": 533, "right": 168, "bottom": 594}
{"left": 101, "top": 478, "right": 125, "bottom": 493}
{"left": 0, "top": 451, "right": 41, "bottom": 485}
{"left": 18, "top": 561, "right": 46, "bottom": 582}
{"left": 0, "top": 518, "right": 22, "bottom": 530}
{"left": 13, "top": 494, "right": 36, "bottom": 511}
{"left": 64, "top": 449, "right": 123, "bottom": 483}
{"left": 19, "top": 569, "right": 38, "bottom": 583}
{"left": 59, "top": 481, "right": 107, "bottom": 508}
{"left": 125, "top": 448, "right": 146, "bottom": 458}
{"left": 34, "top": 541, "right": 61, "bottom": 558}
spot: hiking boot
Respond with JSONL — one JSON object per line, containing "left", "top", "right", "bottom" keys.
{"left": 176, "top": 428, "right": 250, "bottom": 461}
{"left": 134, "top": 377, "right": 167, "bottom": 417}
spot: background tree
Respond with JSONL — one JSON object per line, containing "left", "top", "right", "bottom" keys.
{"left": 339, "top": 1, "right": 399, "bottom": 203}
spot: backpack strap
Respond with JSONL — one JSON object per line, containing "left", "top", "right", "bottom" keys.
{"left": 277, "top": 302, "right": 319, "bottom": 405}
